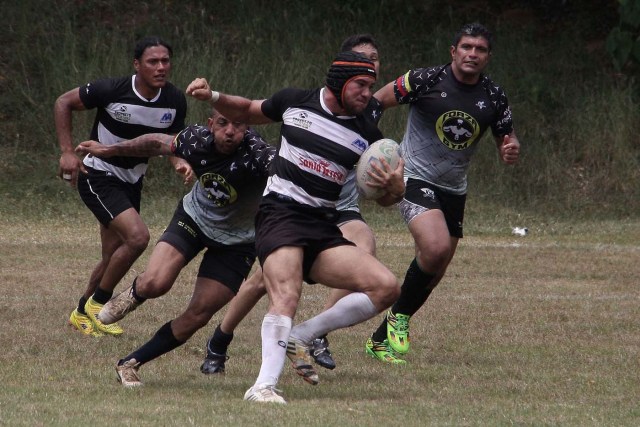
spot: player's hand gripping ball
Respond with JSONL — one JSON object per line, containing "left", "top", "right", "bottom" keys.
{"left": 356, "top": 138, "right": 400, "bottom": 199}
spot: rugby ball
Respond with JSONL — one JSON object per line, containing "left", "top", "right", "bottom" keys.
{"left": 355, "top": 138, "right": 400, "bottom": 199}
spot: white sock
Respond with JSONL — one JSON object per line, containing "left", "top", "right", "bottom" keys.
{"left": 291, "top": 292, "right": 377, "bottom": 343}
{"left": 254, "top": 313, "right": 292, "bottom": 387}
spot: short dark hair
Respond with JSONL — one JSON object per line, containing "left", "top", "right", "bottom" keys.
{"left": 133, "top": 36, "right": 173, "bottom": 60}
{"left": 452, "top": 23, "right": 493, "bottom": 51}
{"left": 340, "top": 34, "right": 378, "bottom": 52}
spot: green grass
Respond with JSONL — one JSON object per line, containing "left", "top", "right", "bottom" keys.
{"left": 1, "top": 215, "right": 638, "bottom": 426}
{"left": 1, "top": 0, "right": 639, "bottom": 218}
{"left": 1, "top": 1, "right": 639, "bottom": 424}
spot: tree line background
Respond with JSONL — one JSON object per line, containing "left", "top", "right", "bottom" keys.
{"left": 1, "top": 0, "right": 638, "bottom": 223}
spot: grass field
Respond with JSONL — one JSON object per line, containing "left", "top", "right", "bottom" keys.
{"left": 0, "top": 211, "right": 638, "bottom": 426}
{"left": 1, "top": 1, "right": 638, "bottom": 424}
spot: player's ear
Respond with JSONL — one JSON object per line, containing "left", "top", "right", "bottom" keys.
{"left": 133, "top": 59, "right": 140, "bottom": 72}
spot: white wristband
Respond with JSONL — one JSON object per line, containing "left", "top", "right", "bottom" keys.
{"left": 210, "top": 90, "right": 220, "bottom": 103}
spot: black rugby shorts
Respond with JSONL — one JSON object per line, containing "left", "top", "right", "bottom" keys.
{"left": 255, "top": 193, "right": 354, "bottom": 281}
{"left": 77, "top": 167, "right": 142, "bottom": 226}
{"left": 159, "top": 200, "right": 255, "bottom": 294}
{"left": 399, "top": 178, "right": 466, "bottom": 238}
{"left": 336, "top": 209, "right": 366, "bottom": 227}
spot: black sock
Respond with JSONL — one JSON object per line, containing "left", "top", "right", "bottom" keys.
{"left": 131, "top": 277, "right": 146, "bottom": 303}
{"left": 77, "top": 296, "right": 88, "bottom": 315}
{"left": 92, "top": 287, "right": 113, "bottom": 305}
{"left": 393, "top": 258, "right": 437, "bottom": 315}
{"left": 207, "top": 324, "right": 234, "bottom": 355}
{"left": 120, "top": 321, "right": 184, "bottom": 366}
{"left": 372, "top": 259, "right": 437, "bottom": 342}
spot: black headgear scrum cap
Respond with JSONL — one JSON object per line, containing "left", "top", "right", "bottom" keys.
{"left": 326, "top": 51, "right": 376, "bottom": 107}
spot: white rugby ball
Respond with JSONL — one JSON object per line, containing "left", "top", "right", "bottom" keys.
{"left": 355, "top": 138, "right": 400, "bottom": 200}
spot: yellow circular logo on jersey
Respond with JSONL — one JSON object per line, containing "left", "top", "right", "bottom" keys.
{"left": 200, "top": 173, "right": 237, "bottom": 206}
{"left": 435, "top": 110, "right": 480, "bottom": 150}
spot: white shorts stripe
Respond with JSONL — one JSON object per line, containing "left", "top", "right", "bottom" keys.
{"left": 87, "top": 178, "right": 115, "bottom": 220}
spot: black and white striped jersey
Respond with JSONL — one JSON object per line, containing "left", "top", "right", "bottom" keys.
{"left": 79, "top": 75, "right": 187, "bottom": 184}
{"left": 261, "top": 87, "right": 383, "bottom": 208}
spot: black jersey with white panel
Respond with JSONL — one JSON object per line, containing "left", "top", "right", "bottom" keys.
{"left": 170, "top": 125, "right": 275, "bottom": 244}
{"left": 261, "top": 87, "right": 383, "bottom": 208}
{"left": 79, "top": 75, "right": 187, "bottom": 184}
{"left": 394, "top": 64, "right": 513, "bottom": 194}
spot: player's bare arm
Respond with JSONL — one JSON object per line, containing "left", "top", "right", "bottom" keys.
{"left": 372, "top": 81, "right": 399, "bottom": 110}
{"left": 75, "top": 133, "right": 175, "bottom": 158}
{"left": 185, "top": 77, "right": 272, "bottom": 125}
{"left": 54, "top": 87, "right": 88, "bottom": 184}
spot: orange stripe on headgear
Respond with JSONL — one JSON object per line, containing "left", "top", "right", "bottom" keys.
{"left": 326, "top": 51, "right": 376, "bottom": 107}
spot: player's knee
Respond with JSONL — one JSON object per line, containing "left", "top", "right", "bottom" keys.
{"left": 376, "top": 270, "right": 400, "bottom": 306}
{"left": 269, "top": 287, "right": 300, "bottom": 316}
{"left": 245, "top": 276, "right": 266, "bottom": 294}
{"left": 280, "top": 294, "right": 300, "bottom": 315}
{"left": 172, "top": 312, "right": 210, "bottom": 340}
{"left": 136, "top": 274, "right": 172, "bottom": 298}
{"left": 417, "top": 244, "right": 451, "bottom": 271}
{"left": 184, "top": 309, "right": 213, "bottom": 330}
{"left": 128, "top": 230, "right": 150, "bottom": 254}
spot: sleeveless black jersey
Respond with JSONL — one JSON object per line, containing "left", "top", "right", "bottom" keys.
{"left": 394, "top": 64, "right": 513, "bottom": 194}
{"left": 79, "top": 75, "right": 187, "bottom": 184}
{"left": 261, "top": 87, "right": 383, "bottom": 208}
{"left": 170, "top": 125, "right": 275, "bottom": 244}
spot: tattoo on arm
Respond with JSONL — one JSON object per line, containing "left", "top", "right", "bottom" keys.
{"left": 113, "top": 133, "right": 174, "bottom": 157}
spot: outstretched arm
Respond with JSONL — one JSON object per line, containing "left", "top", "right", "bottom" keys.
{"left": 186, "top": 78, "right": 272, "bottom": 125}
{"left": 497, "top": 131, "right": 520, "bottom": 165}
{"left": 75, "top": 133, "right": 175, "bottom": 158}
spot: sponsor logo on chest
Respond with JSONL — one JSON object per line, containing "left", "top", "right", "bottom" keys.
{"left": 160, "top": 112, "right": 173, "bottom": 124}
{"left": 114, "top": 106, "right": 131, "bottom": 123}
{"left": 292, "top": 112, "right": 312, "bottom": 129}
{"left": 351, "top": 138, "right": 367, "bottom": 152}
{"left": 436, "top": 110, "right": 481, "bottom": 150}
{"left": 299, "top": 157, "right": 344, "bottom": 182}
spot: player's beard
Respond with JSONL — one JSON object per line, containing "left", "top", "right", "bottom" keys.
{"left": 342, "top": 98, "right": 368, "bottom": 116}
